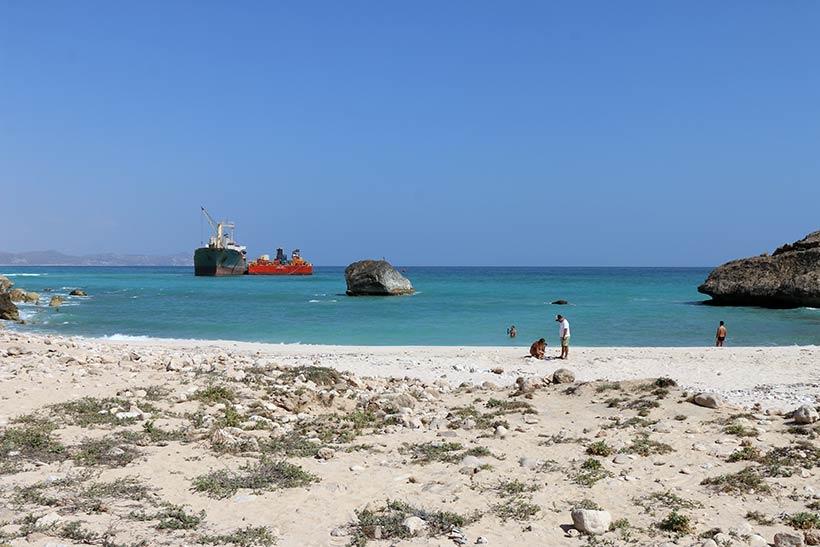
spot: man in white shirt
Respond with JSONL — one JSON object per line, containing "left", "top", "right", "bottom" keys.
{"left": 555, "top": 314, "right": 570, "bottom": 359}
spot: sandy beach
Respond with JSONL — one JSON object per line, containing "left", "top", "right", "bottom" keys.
{"left": 1, "top": 331, "right": 819, "bottom": 547}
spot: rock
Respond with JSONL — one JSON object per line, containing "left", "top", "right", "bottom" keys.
{"left": 805, "top": 530, "right": 820, "bottom": 546}
{"left": 461, "top": 455, "right": 484, "bottom": 468}
{"left": 8, "top": 288, "right": 26, "bottom": 302}
{"left": 774, "top": 532, "right": 805, "bottom": 547}
{"left": 344, "top": 260, "right": 414, "bottom": 296}
{"left": 476, "top": 537, "right": 488, "bottom": 544}
{"left": 570, "top": 509, "right": 611, "bottom": 536}
{"left": 552, "top": 300, "right": 569, "bottom": 305}
{"left": 35, "top": 511, "right": 61, "bottom": 527}
{"left": 700, "top": 541, "right": 718, "bottom": 547}
{"left": 553, "top": 368, "right": 575, "bottom": 384}
{"left": 317, "top": 447, "right": 336, "bottom": 460}
{"left": 0, "top": 293, "right": 19, "bottom": 321}
{"left": 0, "top": 274, "right": 12, "bottom": 292}
{"left": 747, "top": 535, "right": 768, "bottom": 547}
{"left": 693, "top": 392, "right": 723, "bottom": 409}
{"left": 330, "top": 527, "right": 348, "bottom": 537}
{"left": 613, "top": 454, "right": 631, "bottom": 464}
{"left": 49, "top": 296, "right": 66, "bottom": 307}
{"left": 698, "top": 229, "right": 820, "bottom": 308}
{"left": 494, "top": 425, "right": 509, "bottom": 438}
{"left": 403, "top": 516, "right": 428, "bottom": 537}
{"left": 69, "top": 289, "right": 87, "bottom": 296}
{"left": 793, "top": 405, "right": 819, "bottom": 424}
{"left": 23, "top": 291, "right": 40, "bottom": 303}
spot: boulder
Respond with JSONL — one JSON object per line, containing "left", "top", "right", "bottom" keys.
{"left": 793, "top": 405, "right": 819, "bottom": 424}
{"left": 552, "top": 300, "right": 569, "bottom": 305}
{"left": 774, "top": 532, "right": 805, "bottom": 547}
{"left": 23, "top": 291, "right": 39, "bottom": 303}
{"left": 0, "top": 274, "right": 12, "bottom": 293}
{"left": 8, "top": 288, "right": 26, "bottom": 302}
{"left": 553, "top": 368, "right": 575, "bottom": 384}
{"left": 69, "top": 289, "right": 87, "bottom": 296}
{"left": 344, "top": 260, "right": 414, "bottom": 296}
{"left": 571, "top": 509, "right": 612, "bottom": 535}
{"left": 693, "top": 392, "right": 723, "bottom": 409}
{"left": 0, "top": 293, "right": 19, "bottom": 321}
{"left": 698, "top": 229, "right": 820, "bottom": 308}
{"left": 49, "top": 296, "right": 66, "bottom": 307}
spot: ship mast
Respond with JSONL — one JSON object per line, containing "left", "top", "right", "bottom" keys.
{"left": 200, "top": 207, "right": 235, "bottom": 249}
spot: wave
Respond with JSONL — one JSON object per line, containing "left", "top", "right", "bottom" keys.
{"left": 99, "top": 334, "right": 152, "bottom": 341}
{"left": 308, "top": 299, "right": 320, "bottom": 303}
{"left": 2, "top": 273, "right": 45, "bottom": 277}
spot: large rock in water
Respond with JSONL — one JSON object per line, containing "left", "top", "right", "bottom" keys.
{"left": 698, "top": 230, "right": 820, "bottom": 308}
{"left": 0, "top": 293, "right": 19, "bottom": 321}
{"left": 0, "top": 275, "right": 13, "bottom": 293}
{"left": 345, "top": 260, "right": 414, "bottom": 296}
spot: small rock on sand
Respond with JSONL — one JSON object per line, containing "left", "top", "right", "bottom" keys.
{"left": 774, "top": 532, "right": 806, "bottom": 547}
{"left": 553, "top": 368, "right": 575, "bottom": 384}
{"left": 570, "top": 509, "right": 611, "bottom": 535}
{"left": 693, "top": 392, "right": 723, "bottom": 409}
{"left": 403, "top": 516, "right": 427, "bottom": 537}
{"left": 793, "top": 405, "right": 819, "bottom": 424}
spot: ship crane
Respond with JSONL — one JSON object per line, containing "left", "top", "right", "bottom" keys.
{"left": 200, "top": 206, "right": 236, "bottom": 250}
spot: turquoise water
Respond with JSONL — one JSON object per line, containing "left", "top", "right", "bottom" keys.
{"left": 3, "top": 266, "right": 819, "bottom": 346}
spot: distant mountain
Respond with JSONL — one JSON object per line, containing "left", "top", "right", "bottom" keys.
{"left": 0, "top": 250, "right": 193, "bottom": 266}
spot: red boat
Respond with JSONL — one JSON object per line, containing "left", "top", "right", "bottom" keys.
{"left": 247, "top": 248, "right": 313, "bottom": 276}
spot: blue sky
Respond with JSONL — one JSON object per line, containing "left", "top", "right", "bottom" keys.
{"left": 2, "top": 2, "right": 819, "bottom": 266}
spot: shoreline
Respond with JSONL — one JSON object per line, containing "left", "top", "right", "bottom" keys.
{"left": 3, "top": 330, "right": 819, "bottom": 411}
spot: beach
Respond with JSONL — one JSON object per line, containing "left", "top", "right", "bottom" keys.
{"left": 2, "top": 330, "right": 819, "bottom": 546}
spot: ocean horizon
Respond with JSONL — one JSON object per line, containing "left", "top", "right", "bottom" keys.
{"left": 3, "top": 265, "right": 819, "bottom": 347}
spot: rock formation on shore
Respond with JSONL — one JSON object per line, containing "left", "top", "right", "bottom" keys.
{"left": 344, "top": 260, "right": 415, "bottom": 296}
{"left": 0, "top": 275, "right": 19, "bottom": 321}
{"left": 698, "top": 229, "right": 820, "bottom": 308}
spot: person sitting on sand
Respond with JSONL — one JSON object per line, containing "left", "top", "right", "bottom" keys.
{"left": 530, "top": 338, "right": 547, "bottom": 359}
{"left": 507, "top": 325, "right": 517, "bottom": 338}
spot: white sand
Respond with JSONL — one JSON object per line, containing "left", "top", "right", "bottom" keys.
{"left": 103, "top": 337, "right": 820, "bottom": 410}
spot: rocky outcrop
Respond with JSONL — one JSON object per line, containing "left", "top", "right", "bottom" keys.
{"left": 0, "top": 293, "right": 19, "bottom": 321}
{"left": 69, "top": 289, "right": 87, "bottom": 296}
{"left": 698, "top": 230, "right": 820, "bottom": 308}
{"left": 345, "top": 260, "right": 414, "bottom": 296}
{"left": 9, "top": 288, "right": 26, "bottom": 302}
{"left": 49, "top": 296, "right": 66, "bottom": 307}
{"left": 0, "top": 275, "right": 12, "bottom": 293}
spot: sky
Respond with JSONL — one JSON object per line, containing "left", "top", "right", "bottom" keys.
{"left": 2, "top": 2, "right": 819, "bottom": 266}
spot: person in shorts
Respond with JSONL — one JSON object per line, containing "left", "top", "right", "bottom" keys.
{"left": 556, "top": 314, "right": 570, "bottom": 359}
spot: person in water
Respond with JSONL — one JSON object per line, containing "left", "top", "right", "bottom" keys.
{"left": 715, "top": 321, "right": 727, "bottom": 347}
{"left": 507, "top": 325, "right": 517, "bottom": 338}
{"left": 530, "top": 338, "right": 547, "bottom": 359}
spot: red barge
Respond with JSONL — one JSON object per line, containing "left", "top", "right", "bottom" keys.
{"left": 247, "top": 248, "right": 313, "bottom": 276}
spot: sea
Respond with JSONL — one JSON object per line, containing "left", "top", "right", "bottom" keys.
{"left": 2, "top": 266, "right": 819, "bottom": 347}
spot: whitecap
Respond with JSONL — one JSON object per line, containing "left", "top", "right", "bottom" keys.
{"left": 100, "top": 334, "right": 152, "bottom": 341}
{"left": 308, "top": 299, "right": 320, "bottom": 303}
{"left": 1, "top": 273, "right": 44, "bottom": 277}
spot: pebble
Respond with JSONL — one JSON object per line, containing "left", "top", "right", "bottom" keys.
{"left": 494, "top": 425, "right": 509, "bottom": 439}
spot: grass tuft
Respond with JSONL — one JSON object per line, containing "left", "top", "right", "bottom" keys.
{"left": 192, "top": 459, "right": 317, "bottom": 499}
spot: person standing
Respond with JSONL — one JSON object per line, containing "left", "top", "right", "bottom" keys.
{"left": 715, "top": 321, "right": 727, "bottom": 347}
{"left": 556, "top": 314, "right": 570, "bottom": 359}
{"left": 507, "top": 325, "right": 517, "bottom": 338}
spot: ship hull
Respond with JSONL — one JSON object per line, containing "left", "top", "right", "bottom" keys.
{"left": 247, "top": 264, "right": 313, "bottom": 276}
{"left": 194, "top": 248, "right": 247, "bottom": 276}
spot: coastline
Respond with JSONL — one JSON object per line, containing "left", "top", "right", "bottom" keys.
{"left": 4, "top": 330, "right": 819, "bottom": 411}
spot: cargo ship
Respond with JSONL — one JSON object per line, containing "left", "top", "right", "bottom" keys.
{"left": 248, "top": 248, "right": 313, "bottom": 276}
{"left": 194, "top": 207, "right": 248, "bottom": 276}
